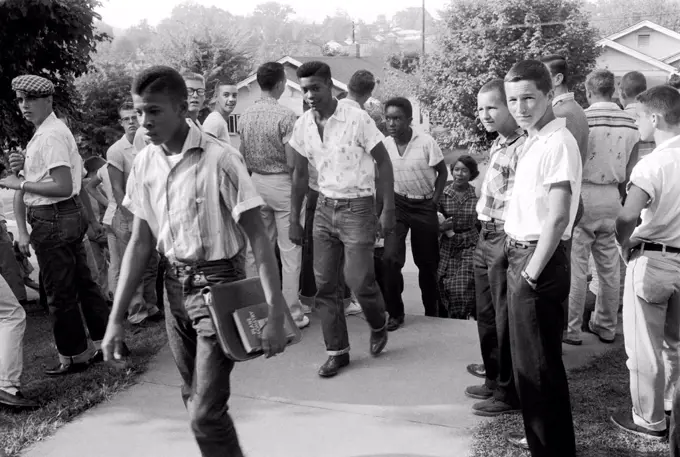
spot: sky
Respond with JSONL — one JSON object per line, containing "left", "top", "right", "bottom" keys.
{"left": 96, "top": 0, "right": 449, "bottom": 30}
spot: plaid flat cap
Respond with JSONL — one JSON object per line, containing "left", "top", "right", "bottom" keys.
{"left": 11, "top": 75, "right": 54, "bottom": 97}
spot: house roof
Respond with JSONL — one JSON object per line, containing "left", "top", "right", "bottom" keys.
{"left": 597, "top": 37, "right": 677, "bottom": 73}
{"left": 236, "top": 55, "right": 390, "bottom": 92}
{"left": 604, "top": 20, "right": 680, "bottom": 43}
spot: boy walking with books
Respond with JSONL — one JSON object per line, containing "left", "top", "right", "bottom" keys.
{"left": 612, "top": 85, "right": 680, "bottom": 441}
{"left": 100, "top": 66, "right": 288, "bottom": 457}
{"left": 502, "top": 60, "right": 581, "bottom": 456}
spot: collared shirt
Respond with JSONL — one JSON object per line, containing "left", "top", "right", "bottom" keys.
{"left": 504, "top": 118, "right": 582, "bottom": 241}
{"left": 583, "top": 102, "right": 639, "bottom": 185}
{"left": 239, "top": 97, "right": 297, "bottom": 175}
{"left": 383, "top": 128, "right": 444, "bottom": 198}
{"left": 133, "top": 119, "right": 202, "bottom": 153}
{"left": 629, "top": 135, "right": 680, "bottom": 247}
{"left": 552, "top": 92, "right": 590, "bottom": 162}
{"left": 476, "top": 128, "right": 526, "bottom": 221}
{"left": 624, "top": 103, "right": 656, "bottom": 160}
{"left": 106, "top": 134, "right": 137, "bottom": 181}
{"left": 23, "top": 113, "right": 82, "bottom": 207}
{"left": 123, "top": 122, "right": 264, "bottom": 263}
{"left": 290, "top": 101, "right": 384, "bottom": 199}
{"left": 96, "top": 164, "right": 117, "bottom": 225}
{"left": 202, "top": 111, "right": 232, "bottom": 146}
{"left": 338, "top": 98, "right": 361, "bottom": 109}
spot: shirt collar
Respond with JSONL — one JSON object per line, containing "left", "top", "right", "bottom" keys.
{"left": 120, "top": 134, "right": 134, "bottom": 149}
{"left": 256, "top": 97, "right": 278, "bottom": 105}
{"left": 531, "top": 117, "right": 566, "bottom": 139}
{"left": 587, "top": 101, "right": 621, "bottom": 111}
{"left": 305, "top": 100, "right": 348, "bottom": 128}
{"left": 35, "top": 112, "right": 59, "bottom": 135}
{"left": 443, "top": 183, "right": 476, "bottom": 199}
{"left": 338, "top": 98, "right": 361, "bottom": 109}
{"left": 654, "top": 135, "right": 680, "bottom": 152}
{"left": 552, "top": 92, "right": 574, "bottom": 107}
{"left": 153, "top": 121, "right": 204, "bottom": 159}
{"left": 496, "top": 127, "right": 525, "bottom": 147}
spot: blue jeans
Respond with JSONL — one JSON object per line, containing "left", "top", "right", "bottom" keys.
{"left": 313, "top": 195, "right": 387, "bottom": 355}
{"left": 164, "top": 256, "right": 245, "bottom": 457}
{"left": 28, "top": 196, "right": 110, "bottom": 363}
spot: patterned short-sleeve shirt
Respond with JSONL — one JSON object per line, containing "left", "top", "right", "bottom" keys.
{"left": 239, "top": 98, "right": 297, "bottom": 175}
{"left": 123, "top": 122, "right": 264, "bottom": 263}
{"left": 289, "top": 101, "right": 384, "bottom": 199}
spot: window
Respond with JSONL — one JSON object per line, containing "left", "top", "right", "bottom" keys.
{"left": 638, "top": 34, "right": 650, "bottom": 48}
{"left": 228, "top": 114, "right": 240, "bottom": 134}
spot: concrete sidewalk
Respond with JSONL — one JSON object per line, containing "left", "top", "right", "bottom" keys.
{"left": 21, "top": 306, "right": 613, "bottom": 457}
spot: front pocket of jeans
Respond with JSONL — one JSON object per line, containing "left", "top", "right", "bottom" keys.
{"left": 57, "top": 213, "right": 86, "bottom": 243}
{"left": 632, "top": 256, "right": 673, "bottom": 304}
{"left": 348, "top": 199, "right": 374, "bottom": 217}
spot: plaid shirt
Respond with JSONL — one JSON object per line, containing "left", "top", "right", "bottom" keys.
{"left": 475, "top": 128, "right": 526, "bottom": 222}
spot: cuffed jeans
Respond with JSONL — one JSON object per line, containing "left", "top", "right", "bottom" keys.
{"left": 383, "top": 194, "right": 439, "bottom": 318}
{"left": 245, "top": 172, "right": 304, "bottom": 322}
{"left": 568, "top": 184, "right": 620, "bottom": 341}
{"left": 165, "top": 257, "right": 245, "bottom": 457}
{"left": 506, "top": 240, "right": 575, "bottom": 457}
{"left": 28, "top": 197, "right": 110, "bottom": 364}
{"left": 474, "top": 223, "right": 518, "bottom": 406}
{"left": 300, "top": 189, "right": 351, "bottom": 303}
{"left": 0, "top": 275, "right": 25, "bottom": 389}
{"left": 314, "top": 195, "right": 387, "bottom": 355}
{"left": 112, "top": 209, "right": 159, "bottom": 324}
{"left": 623, "top": 247, "right": 680, "bottom": 433}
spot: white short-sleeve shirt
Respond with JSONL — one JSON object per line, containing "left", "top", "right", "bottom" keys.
{"left": 96, "top": 164, "right": 117, "bottom": 225}
{"left": 629, "top": 135, "right": 680, "bottom": 248}
{"left": 289, "top": 102, "right": 384, "bottom": 199}
{"left": 202, "top": 111, "right": 232, "bottom": 146}
{"left": 106, "top": 134, "right": 137, "bottom": 181}
{"left": 504, "top": 118, "right": 583, "bottom": 241}
{"left": 23, "top": 113, "right": 82, "bottom": 207}
{"left": 383, "top": 129, "right": 444, "bottom": 198}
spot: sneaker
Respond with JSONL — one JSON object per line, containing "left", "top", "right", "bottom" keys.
{"left": 562, "top": 336, "right": 583, "bottom": 346}
{"left": 295, "top": 315, "right": 311, "bottom": 329}
{"left": 472, "top": 398, "right": 521, "bottom": 417}
{"left": 587, "top": 321, "right": 616, "bottom": 344}
{"left": 610, "top": 409, "right": 666, "bottom": 441}
{"left": 465, "top": 384, "right": 494, "bottom": 400}
{"left": 503, "top": 431, "right": 529, "bottom": 450}
{"left": 344, "top": 299, "right": 363, "bottom": 316}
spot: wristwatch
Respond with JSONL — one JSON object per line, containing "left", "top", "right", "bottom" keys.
{"left": 20, "top": 179, "right": 27, "bottom": 191}
{"left": 521, "top": 270, "right": 538, "bottom": 289}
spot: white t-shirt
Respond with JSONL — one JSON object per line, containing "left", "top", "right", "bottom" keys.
{"left": 202, "top": 112, "right": 232, "bottom": 145}
{"left": 97, "top": 165, "right": 117, "bottom": 225}
{"left": 629, "top": 135, "right": 680, "bottom": 247}
{"left": 383, "top": 129, "right": 444, "bottom": 198}
{"left": 504, "top": 118, "right": 582, "bottom": 241}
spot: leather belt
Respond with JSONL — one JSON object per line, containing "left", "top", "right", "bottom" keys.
{"left": 507, "top": 238, "right": 538, "bottom": 249}
{"left": 632, "top": 242, "right": 680, "bottom": 254}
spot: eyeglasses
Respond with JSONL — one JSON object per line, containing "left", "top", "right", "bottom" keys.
{"left": 120, "top": 116, "right": 138, "bottom": 123}
{"left": 188, "top": 88, "right": 206, "bottom": 96}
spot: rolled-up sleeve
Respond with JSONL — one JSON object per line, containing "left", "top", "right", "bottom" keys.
{"left": 219, "top": 152, "right": 265, "bottom": 222}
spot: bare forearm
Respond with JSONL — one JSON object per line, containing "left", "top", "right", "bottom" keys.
{"left": 249, "top": 230, "right": 285, "bottom": 316}
{"left": 377, "top": 160, "right": 395, "bottom": 214}
{"left": 291, "top": 168, "right": 308, "bottom": 225}
{"left": 432, "top": 171, "right": 447, "bottom": 204}
{"left": 111, "top": 184, "right": 126, "bottom": 207}
{"left": 13, "top": 191, "right": 28, "bottom": 235}
{"left": 110, "top": 234, "right": 152, "bottom": 323}
{"left": 22, "top": 180, "right": 71, "bottom": 198}
{"left": 615, "top": 218, "right": 637, "bottom": 245}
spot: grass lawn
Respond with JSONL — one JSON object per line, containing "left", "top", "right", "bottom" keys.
{"left": 0, "top": 304, "right": 167, "bottom": 457}
{"left": 469, "top": 344, "right": 669, "bottom": 457}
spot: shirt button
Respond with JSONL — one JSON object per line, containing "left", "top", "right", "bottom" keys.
{"left": 196, "top": 197, "right": 204, "bottom": 204}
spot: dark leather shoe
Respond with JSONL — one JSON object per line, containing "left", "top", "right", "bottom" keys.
{"left": 386, "top": 316, "right": 404, "bottom": 332}
{"left": 370, "top": 328, "right": 388, "bottom": 356}
{"left": 503, "top": 431, "right": 529, "bottom": 450}
{"left": 465, "top": 383, "right": 494, "bottom": 400}
{"left": 466, "top": 363, "right": 486, "bottom": 379}
{"left": 90, "top": 350, "right": 104, "bottom": 364}
{"left": 0, "top": 390, "right": 38, "bottom": 409}
{"left": 611, "top": 409, "right": 666, "bottom": 440}
{"left": 44, "top": 362, "right": 89, "bottom": 376}
{"left": 318, "top": 354, "right": 350, "bottom": 378}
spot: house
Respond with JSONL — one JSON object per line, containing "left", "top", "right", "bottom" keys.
{"left": 228, "top": 54, "right": 424, "bottom": 147}
{"left": 596, "top": 20, "right": 680, "bottom": 87}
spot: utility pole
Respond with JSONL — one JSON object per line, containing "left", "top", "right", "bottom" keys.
{"left": 421, "top": 0, "right": 426, "bottom": 58}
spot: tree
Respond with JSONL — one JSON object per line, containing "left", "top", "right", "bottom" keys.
{"left": 0, "top": 0, "right": 107, "bottom": 146}
{"left": 393, "top": 7, "right": 437, "bottom": 32}
{"left": 585, "top": 0, "right": 680, "bottom": 35}
{"left": 420, "top": 0, "right": 600, "bottom": 152}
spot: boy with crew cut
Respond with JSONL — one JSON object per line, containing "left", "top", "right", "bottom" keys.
{"left": 619, "top": 71, "right": 656, "bottom": 165}
{"left": 612, "top": 85, "right": 680, "bottom": 441}
{"left": 204, "top": 81, "right": 238, "bottom": 145}
{"left": 502, "top": 60, "right": 581, "bottom": 456}
{"left": 289, "top": 61, "right": 395, "bottom": 378}
{"left": 100, "top": 66, "right": 288, "bottom": 457}
{"left": 465, "top": 79, "right": 524, "bottom": 418}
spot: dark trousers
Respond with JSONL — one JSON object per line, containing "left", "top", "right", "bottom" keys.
{"left": 164, "top": 257, "right": 245, "bottom": 457}
{"left": 506, "top": 240, "right": 575, "bottom": 457}
{"left": 383, "top": 194, "right": 439, "bottom": 318}
{"left": 156, "top": 253, "right": 167, "bottom": 311}
{"left": 313, "top": 195, "right": 387, "bottom": 354}
{"left": 474, "top": 224, "right": 518, "bottom": 406}
{"left": 300, "top": 189, "right": 350, "bottom": 300}
{"left": 28, "top": 197, "right": 110, "bottom": 360}
{"left": 671, "top": 376, "right": 680, "bottom": 457}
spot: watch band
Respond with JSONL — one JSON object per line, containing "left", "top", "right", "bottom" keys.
{"left": 20, "top": 180, "right": 26, "bottom": 191}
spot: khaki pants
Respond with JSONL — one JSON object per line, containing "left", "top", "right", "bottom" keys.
{"left": 0, "top": 275, "right": 25, "bottom": 389}
{"left": 623, "top": 247, "right": 680, "bottom": 432}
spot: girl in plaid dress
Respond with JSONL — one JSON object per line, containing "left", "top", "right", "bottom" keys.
{"left": 438, "top": 155, "right": 479, "bottom": 319}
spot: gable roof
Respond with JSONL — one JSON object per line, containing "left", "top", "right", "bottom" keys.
{"left": 597, "top": 37, "right": 677, "bottom": 73}
{"left": 237, "top": 55, "right": 390, "bottom": 92}
{"left": 604, "top": 20, "right": 680, "bottom": 43}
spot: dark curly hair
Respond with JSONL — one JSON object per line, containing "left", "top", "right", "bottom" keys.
{"left": 453, "top": 155, "right": 480, "bottom": 181}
